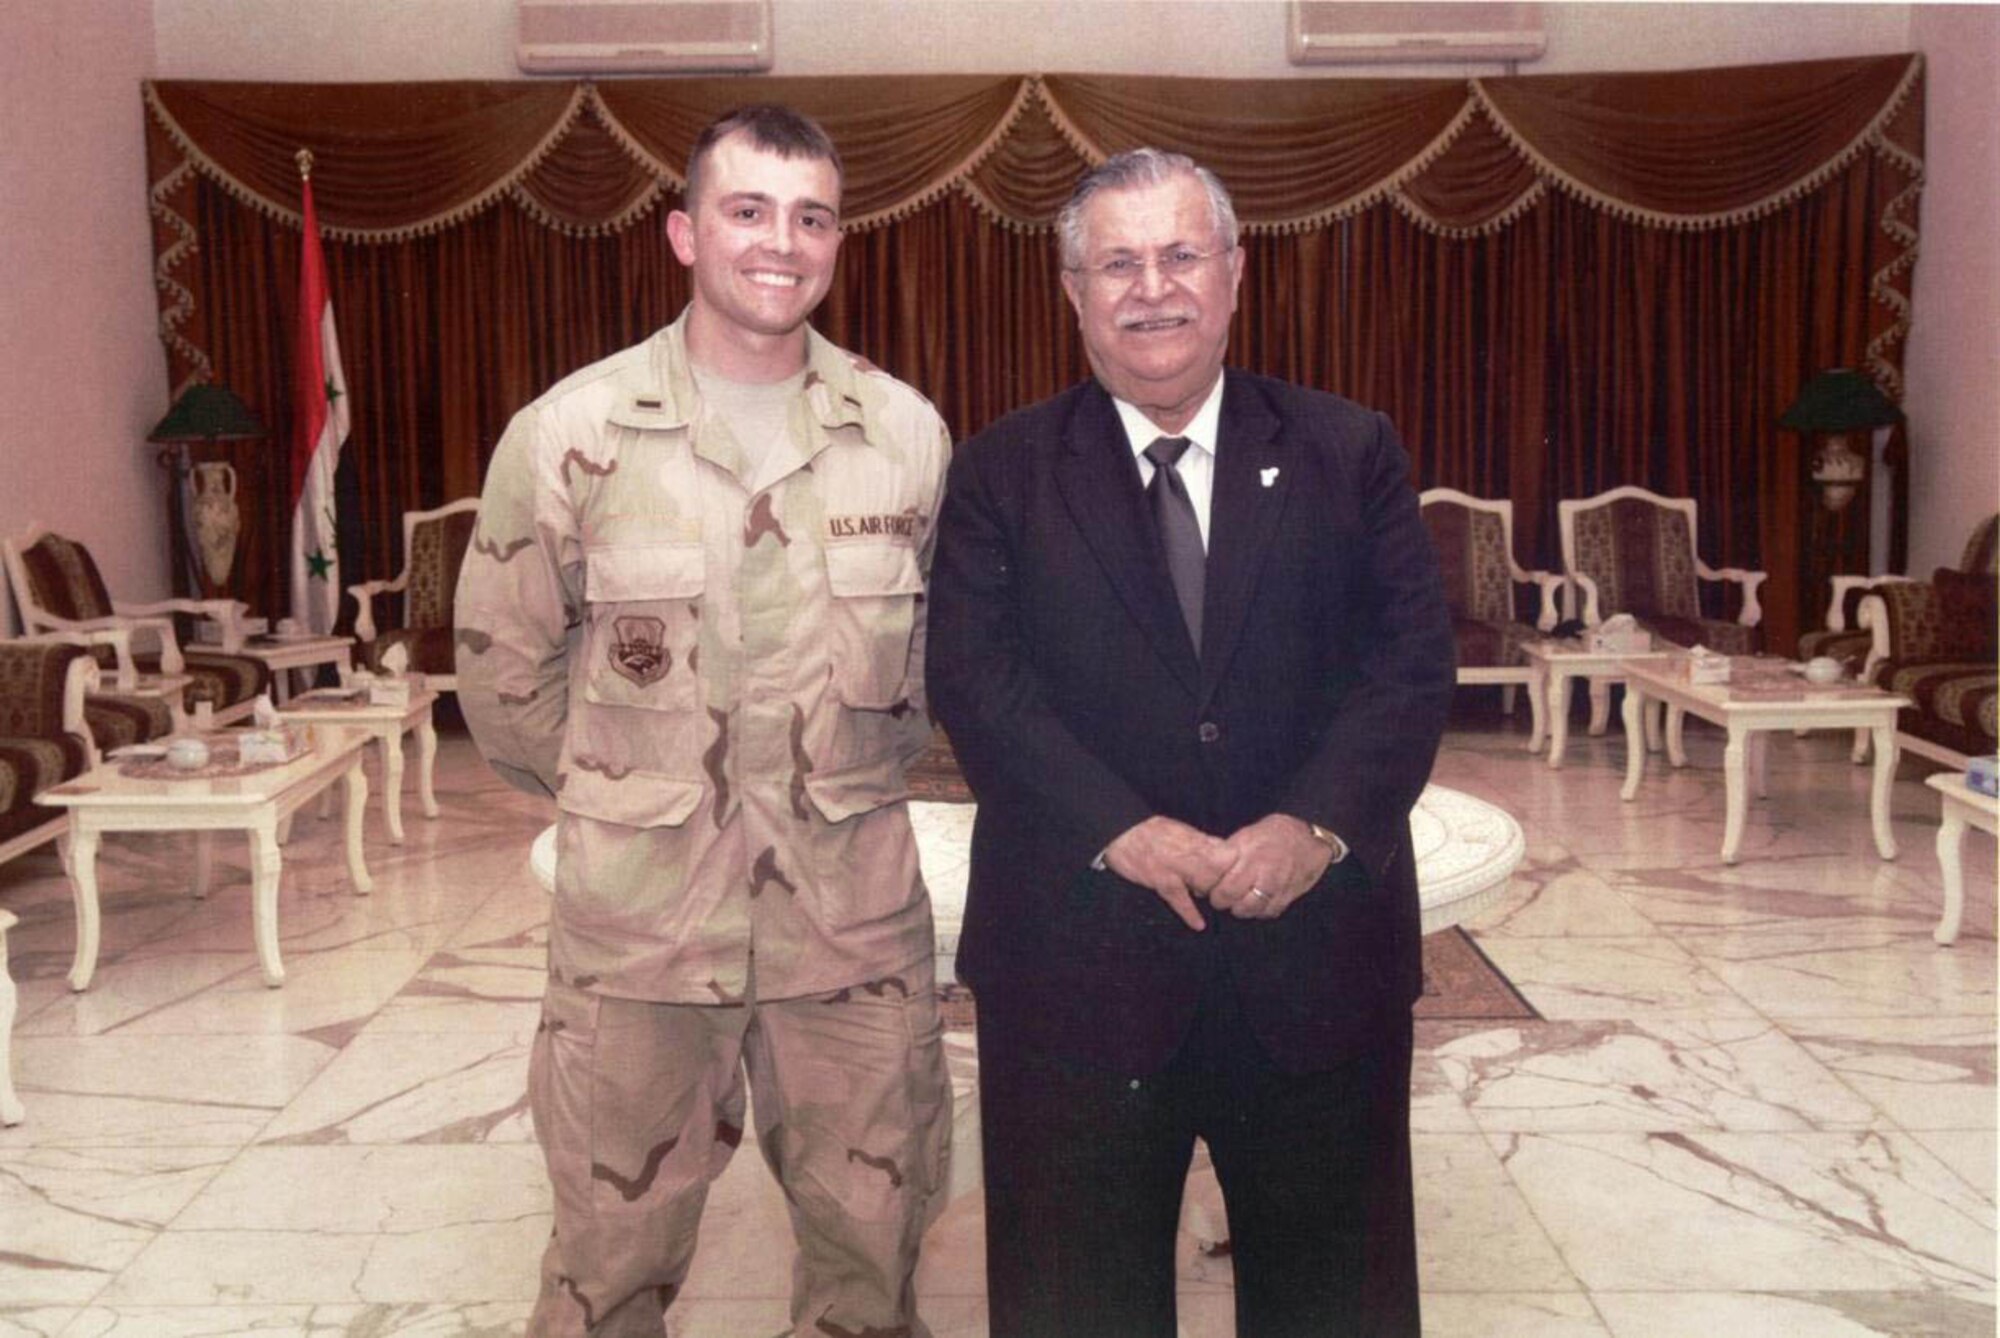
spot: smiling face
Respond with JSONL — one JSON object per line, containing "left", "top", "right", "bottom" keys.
{"left": 667, "top": 130, "right": 842, "bottom": 380}
{"left": 1061, "top": 170, "right": 1244, "bottom": 434}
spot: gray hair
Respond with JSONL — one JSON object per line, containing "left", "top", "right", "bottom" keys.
{"left": 1057, "top": 148, "right": 1240, "bottom": 270}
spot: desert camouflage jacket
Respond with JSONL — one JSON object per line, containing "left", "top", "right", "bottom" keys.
{"left": 457, "top": 312, "right": 951, "bottom": 1002}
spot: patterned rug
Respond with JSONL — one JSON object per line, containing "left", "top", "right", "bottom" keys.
{"left": 908, "top": 731, "right": 977, "bottom": 803}
{"left": 914, "top": 734, "right": 1538, "bottom": 1027}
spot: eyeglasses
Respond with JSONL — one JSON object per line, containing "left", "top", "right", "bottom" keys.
{"left": 1067, "top": 246, "right": 1228, "bottom": 287}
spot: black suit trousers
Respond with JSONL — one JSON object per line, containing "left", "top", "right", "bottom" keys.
{"left": 974, "top": 965, "right": 1420, "bottom": 1338}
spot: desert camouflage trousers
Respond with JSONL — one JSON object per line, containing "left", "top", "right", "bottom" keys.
{"left": 526, "top": 957, "right": 951, "bottom": 1337}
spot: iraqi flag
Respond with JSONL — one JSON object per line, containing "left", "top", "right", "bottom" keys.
{"left": 289, "top": 173, "right": 349, "bottom": 635}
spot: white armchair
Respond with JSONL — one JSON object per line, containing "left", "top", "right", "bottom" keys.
{"left": 1556, "top": 486, "right": 1767, "bottom": 737}
{"left": 1557, "top": 486, "right": 1766, "bottom": 649}
{"left": 347, "top": 498, "right": 479, "bottom": 694}
{"left": 5, "top": 523, "right": 248, "bottom": 687}
{"left": 4, "top": 524, "right": 266, "bottom": 723}
{"left": 1418, "top": 488, "right": 1564, "bottom": 712}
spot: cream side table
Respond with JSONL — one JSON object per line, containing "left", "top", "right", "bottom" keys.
{"left": 40, "top": 725, "right": 374, "bottom": 990}
{"left": 1620, "top": 659, "right": 1908, "bottom": 865}
{"left": 0, "top": 909, "right": 21, "bottom": 1125}
{"left": 1926, "top": 774, "right": 1998, "bottom": 947}
{"left": 237, "top": 633, "right": 355, "bottom": 704}
{"left": 1519, "top": 640, "right": 1672, "bottom": 767}
{"left": 281, "top": 685, "right": 441, "bottom": 842}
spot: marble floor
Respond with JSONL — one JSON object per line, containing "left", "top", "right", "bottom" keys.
{"left": 0, "top": 703, "right": 1992, "bottom": 1336}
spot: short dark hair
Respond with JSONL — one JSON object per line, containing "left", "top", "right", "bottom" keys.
{"left": 683, "top": 104, "right": 844, "bottom": 212}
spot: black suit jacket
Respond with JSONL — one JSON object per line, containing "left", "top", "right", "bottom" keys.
{"left": 926, "top": 371, "right": 1456, "bottom": 1074}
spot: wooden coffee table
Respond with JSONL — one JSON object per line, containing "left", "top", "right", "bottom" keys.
{"left": 1520, "top": 640, "right": 1672, "bottom": 767}
{"left": 281, "top": 685, "right": 440, "bottom": 842}
{"left": 1926, "top": 773, "right": 1998, "bottom": 946}
{"left": 1620, "top": 658, "right": 1908, "bottom": 865}
{"left": 237, "top": 633, "right": 355, "bottom": 703}
{"left": 40, "top": 725, "right": 374, "bottom": 990}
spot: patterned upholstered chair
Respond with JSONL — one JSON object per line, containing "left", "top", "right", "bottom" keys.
{"left": 347, "top": 498, "right": 478, "bottom": 694}
{"left": 18, "top": 633, "right": 178, "bottom": 764}
{"left": 3, "top": 524, "right": 268, "bottom": 725}
{"left": 1856, "top": 513, "right": 1999, "bottom": 769}
{"left": 0, "top": 638, "right": 94, "bottom": 869}
{"left": 1799, "top": 573, "right": 1914, "bottom": 676}
{"left": 1558, "top": 487, "right": 1766, "bottom": 653}
{"left": 1419, "top": 489, "right": 1564, "bottom": 712}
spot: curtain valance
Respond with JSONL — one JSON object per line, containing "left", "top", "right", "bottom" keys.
{"left": 136, "top": 55, "right": 1925, "bottom": 658}
{"left": 145, "top": 54, "right": 1921, "bottom": 242}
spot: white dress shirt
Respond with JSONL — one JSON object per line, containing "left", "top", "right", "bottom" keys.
{"left": 1112, "top": 374, "right": 1225, "bottom": 551}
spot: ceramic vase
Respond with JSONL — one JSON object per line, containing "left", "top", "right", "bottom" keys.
{"left": 190, "top": 461, "right": 240, "bottom": 589}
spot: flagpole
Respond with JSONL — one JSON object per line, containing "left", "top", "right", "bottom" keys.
{"left": 290, "top": 145, "right": 349, "bottom": 639}
{"left": 294, "top": 149, "right": 314, "bottom": 628}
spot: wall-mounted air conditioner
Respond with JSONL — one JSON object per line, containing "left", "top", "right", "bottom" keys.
{"left": 518, "top": 0, "right": 774, "bottom": 74}
{"left": 1288, "top": 2, "right": 1545, "bottom": 65}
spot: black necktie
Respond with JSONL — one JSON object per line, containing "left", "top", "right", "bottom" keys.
{"left": 1143, "top": 436, "right": 1205, "bottom": 650}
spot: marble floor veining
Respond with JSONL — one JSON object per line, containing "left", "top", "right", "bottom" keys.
{"left": 0, "top": 703, "right": 1992, "bottom": 1336}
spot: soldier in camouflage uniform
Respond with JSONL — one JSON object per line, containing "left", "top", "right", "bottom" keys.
{"left": 457, "top": 105, "right": 952, "bottom": 1338}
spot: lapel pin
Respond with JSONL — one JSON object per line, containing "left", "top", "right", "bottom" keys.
{"left": 1260, "top": 467, "right": 1280, "bottom": 488}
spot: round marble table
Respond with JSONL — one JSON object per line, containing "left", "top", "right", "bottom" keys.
{"left": 1408, "top": 783, "right": 1526, "bottom": 934}
{"left": 528, "top": 783, "right": 1524, "bottom": 939}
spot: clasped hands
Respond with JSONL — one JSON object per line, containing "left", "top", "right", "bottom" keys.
{"left": 1102, "top": 814, "right": 1334, "bottom": 932}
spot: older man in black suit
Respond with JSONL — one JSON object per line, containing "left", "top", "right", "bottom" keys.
{"left": 926, "top": 148, "right": 1456, "bottom": 1337}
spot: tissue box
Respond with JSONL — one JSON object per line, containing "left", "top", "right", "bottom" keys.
{"left": 1683, "top": 655, "right": 1732, "bottom": 685}
{"left": 194, "top": 616, "right": 267, "bottom": 645}
{"left": 237, "top": 724, "right": 307, "bottom": 765}
{"left": 1968, "top": 756, "right": 1999, "bottom": 798}
{"left": 367, "top": 678, "right": 413, "bottom": 707}
{"left": 1587, "top": 626, "right": 1652, "bottom": 654}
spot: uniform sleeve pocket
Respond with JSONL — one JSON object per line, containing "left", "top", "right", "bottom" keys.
{"left": 557, "top": 765, "right": 705, "bottom": 828}
{"left": 585, "top": 542, "right": 704, "bottom": 601}
{"left": 801, "top": 757, "right": 922, "bottom": 931}
{"left": 823, "top": 542, "right": 922, "bottom": 710}
{"left": 824, "top": 541, "right": 923, "bottom": 599}
{"left": 580, "top": 542, "right": 704, "bottom": 712}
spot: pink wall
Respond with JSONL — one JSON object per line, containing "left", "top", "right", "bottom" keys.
{"left": 0, "top": 0, "right": 165, "bottom": 632}
{"left": 5, "top": 2, "right": 1983, "bottom": 640}
{"left": 1905, "top": 6, "right": 2000, "bottom": 575}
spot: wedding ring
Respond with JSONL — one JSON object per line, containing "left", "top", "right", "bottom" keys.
{"left": 1249, "top": 886, "right": 1271, "bottom": 902}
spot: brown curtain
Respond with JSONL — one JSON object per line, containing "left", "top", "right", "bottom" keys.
{"left": 142, "top": 57, "right": 1924, "bottom": 651}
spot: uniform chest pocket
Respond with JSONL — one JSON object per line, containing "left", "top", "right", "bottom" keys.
{"left": 823, "top": 541, "right": 922, "bottom": 711}
{"left": 582, "top": 541, "right": 704, "bottom": 713}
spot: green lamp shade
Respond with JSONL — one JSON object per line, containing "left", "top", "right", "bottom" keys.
{"left": 1779, "top": 369, "right": 1903, "bottom": 433}
{"left": 148, "top": 384, "right": 267, "bottom": 442}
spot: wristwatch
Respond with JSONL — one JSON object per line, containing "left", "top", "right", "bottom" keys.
{"left": 1305, "top": 820, "right": 1348, "bottom": 864}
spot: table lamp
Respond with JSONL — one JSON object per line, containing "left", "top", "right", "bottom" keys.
{"left": 1779, "top": 369, "right": 1902, "bottom": 513}
{"left": 148, "top": 384, "right": 267, "bottom": 596}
